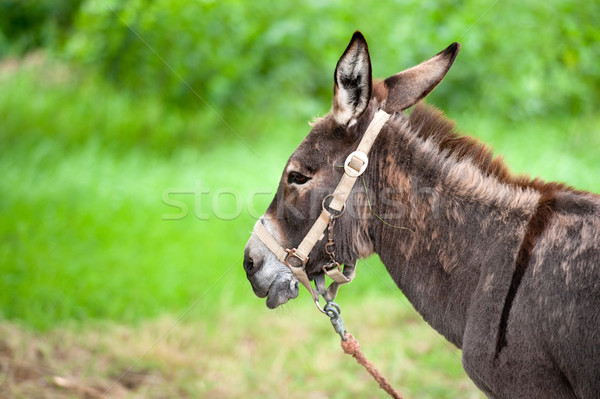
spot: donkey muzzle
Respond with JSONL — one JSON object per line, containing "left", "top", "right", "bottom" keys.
{"left": 244, "top": 233, "right": 299, "bottom": 308}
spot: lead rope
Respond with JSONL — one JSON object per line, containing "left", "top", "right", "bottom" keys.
{"left": 324, "top": 303, "right": 405, "bottom": 399}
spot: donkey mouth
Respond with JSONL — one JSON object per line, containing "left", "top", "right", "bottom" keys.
{"left": 265, "top": 276, "right": 300, "bottom": 309}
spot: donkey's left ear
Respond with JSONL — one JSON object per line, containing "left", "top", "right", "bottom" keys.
{"left": 332, "top": 31, "right": 372, "bottom": 126}
{"left": 383, "top": 42, "right": 460, "bottom": 112}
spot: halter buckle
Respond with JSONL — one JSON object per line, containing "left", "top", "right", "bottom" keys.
{"left": 323, "top": 261, "right": 342, "bottom": 275}
{"left": 344, "top": 150, "right": 369, "bottom": 177}
{"left": 284, "top": 248, "right": 308, "bottom": 269}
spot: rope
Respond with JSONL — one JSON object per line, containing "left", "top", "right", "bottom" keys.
{"left": 341, "top": 333, "right": 405, "bottom": 399}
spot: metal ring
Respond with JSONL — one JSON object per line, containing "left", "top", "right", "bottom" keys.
{"left": 314, "top": 299, "right": 326, "bottom": 314}
{"left": 321, "top": 194, "right": 346, "bottom": 218}
{"left": 323, "top": 301, "right": 341, "bottom": 315}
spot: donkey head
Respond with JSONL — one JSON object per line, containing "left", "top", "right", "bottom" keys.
{"left": 244, "top": 32, "right": 459, "bottom": 308}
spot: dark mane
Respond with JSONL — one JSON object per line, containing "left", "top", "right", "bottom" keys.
{"left": 406, "top": 102, "right": 572, "bottom": 195}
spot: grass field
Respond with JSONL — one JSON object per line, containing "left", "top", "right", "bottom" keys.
{"left": 1, "top": 57, "right": 599, "bottom": 398}
{"left": 2, "top": 297, "right": 485, "bottom": 399}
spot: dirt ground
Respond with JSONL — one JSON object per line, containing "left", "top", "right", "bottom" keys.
{"left": 0, "top": 322, "right": 163, "bottom": 399}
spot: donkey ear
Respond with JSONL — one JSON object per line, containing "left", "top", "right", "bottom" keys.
{"left": 383, "top": 42, "right": 460, "bottom": 112}
{"left": 332, "top": 31, "right": 372, "bottom": 126}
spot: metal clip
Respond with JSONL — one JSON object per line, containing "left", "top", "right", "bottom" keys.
{"left": 324, "top": 302, "right": 347, "bottom": 341}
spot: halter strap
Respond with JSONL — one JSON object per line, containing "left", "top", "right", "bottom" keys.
{"left": 254, "top": 110, "right": 391, "bottom": 311}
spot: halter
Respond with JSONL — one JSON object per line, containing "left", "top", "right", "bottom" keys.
{"left": 254, "top": 110, "right": 391, "bottom": 312}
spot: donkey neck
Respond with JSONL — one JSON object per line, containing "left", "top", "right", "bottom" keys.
{"left": 364, "top": 104, "right": 540, "bottom": 347}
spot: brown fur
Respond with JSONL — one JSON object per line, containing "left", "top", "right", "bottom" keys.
{"left": 244, "top": 32, "right": 600, "bottom": 399}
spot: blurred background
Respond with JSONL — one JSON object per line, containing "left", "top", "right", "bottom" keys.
{"left": 0, "top": 0, "right": 598, "bottom": 398}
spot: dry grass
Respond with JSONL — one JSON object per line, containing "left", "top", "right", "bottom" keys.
{"left": 0, "top": 296, "right": 484, "bottom": 399}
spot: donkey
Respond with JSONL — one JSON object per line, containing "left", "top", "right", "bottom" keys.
{"left": 243, "top": 31, "right": 600, "bottom": 398}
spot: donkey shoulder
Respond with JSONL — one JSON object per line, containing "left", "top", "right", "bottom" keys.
{"left": 521, "top": 188, "right": 600, "bottom": 398}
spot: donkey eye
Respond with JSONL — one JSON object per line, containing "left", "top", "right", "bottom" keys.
{"left": 287, "top": 171, "right": 311, "bottom": 185}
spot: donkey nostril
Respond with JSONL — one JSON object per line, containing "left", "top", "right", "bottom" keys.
{"left": 245, "top": 258, "right": 253, "bottom": 272}
{"left": 244, "top": 254, "right": 258, "bottom": 275}
{"left": 244, "top": 247, "right": 264, "bottom": 277}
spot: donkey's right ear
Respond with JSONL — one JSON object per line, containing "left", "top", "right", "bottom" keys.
{"left": 383, "top": 42, "right": 460, "bottom": 112}
{"left": 332, "top": 31, "right": 372, "bottom": 126}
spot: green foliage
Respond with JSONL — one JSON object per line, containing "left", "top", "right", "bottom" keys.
{"left": 0, "top": 0, "right": 82, "bottom": 55}
{"left": 0, "top": 64, "right": 221, "bottom": 154}
{"left": 63, "top": 0, "right": 599, "bottom": 121}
